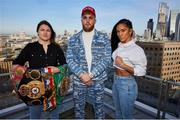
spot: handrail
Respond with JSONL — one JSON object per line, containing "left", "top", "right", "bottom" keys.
{"left": 0, "top": 73, "right": 11, "bottom": 77}
{"left": 145, "top": 75, "right": 180, "bottom": 86}
{"left": 166, "top": 80, "right": 180, "bottom": 86}
{"left": 1, "top": 72, "right": 179, "bottom": 86}
{"left": 145, "top": 75, "right": 163, "bottom": 81}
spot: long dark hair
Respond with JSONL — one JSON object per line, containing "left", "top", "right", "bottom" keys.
{"left": 36, "top": 20, "right": 56, "bottom": 43}
{"left": 111, "top": 19, "right": 133, "bottom": 53}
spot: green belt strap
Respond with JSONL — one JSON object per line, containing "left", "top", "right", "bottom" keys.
{"left": 53, "top": 64, "right": 68, "bottom": 104}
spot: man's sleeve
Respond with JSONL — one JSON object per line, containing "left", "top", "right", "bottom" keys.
{"left": 66, "top": 37, "right": 85, "bottom": 77}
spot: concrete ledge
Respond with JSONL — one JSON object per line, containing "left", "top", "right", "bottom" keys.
{"left": 0, "top": 103, "right": 27, "bottom": 117}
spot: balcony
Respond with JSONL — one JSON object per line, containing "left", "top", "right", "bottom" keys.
{"left": 0, "top": 71, "right": 179, "bottom": 119}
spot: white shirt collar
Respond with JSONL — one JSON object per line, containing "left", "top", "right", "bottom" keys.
{"left": 82, "top": 29, "right": 95, "bottom": 36}
{"left": 118, "top": 39, "right": 135, "bottom": 48}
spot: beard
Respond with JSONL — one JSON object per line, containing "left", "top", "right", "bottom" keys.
{"left": 83, "top": 24, "right": 95, "bottom": 32}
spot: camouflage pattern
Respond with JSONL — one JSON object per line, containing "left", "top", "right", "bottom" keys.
{"left": 73, "top": 82, "right": 105, "bottom": 119}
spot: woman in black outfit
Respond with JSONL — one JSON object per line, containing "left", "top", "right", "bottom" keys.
{"left": 12, "top": 20, "right": 66, "bottom": 119}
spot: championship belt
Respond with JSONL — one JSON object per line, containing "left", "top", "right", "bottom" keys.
{"left": 42, "top": 68, "right": 56, "bottom": 111}
{"left": 12, "top": 65, "right": 27, "bottom": 81}
{"left": 17, "top": 68, "right": 56, "bottom": 111}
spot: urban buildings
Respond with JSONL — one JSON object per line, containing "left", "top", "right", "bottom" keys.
{"left": 137, "top": 41, "right": 180, "bottom": 83}
{"left": 144, "top": 2, "right": 180, "bottom": 42}
{"left": 154, "top": 3, "right": 180, "bottom": 41}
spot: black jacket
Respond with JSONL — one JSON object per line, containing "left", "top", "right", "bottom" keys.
{"left": 13, "top": 41, "right": 66, "bottom": 69}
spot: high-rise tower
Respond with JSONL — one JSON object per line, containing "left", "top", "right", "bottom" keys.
{"left": 167, "top": 9, "right": 180, "bottom": 40}
{"left": 147, "top": 19, "right": 154, "bottom": 36}
{"left": 156, "top": 2, "right": 169, "bottom": 39}
{"left": 175, "top": 13, "right": 180, "bottom": 41}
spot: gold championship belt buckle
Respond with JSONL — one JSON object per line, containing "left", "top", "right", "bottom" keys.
{"left": 19, "top": 81, "right": 45, "bottom": 99}
{"left": 25, "top": 69, "right": 41, "bottom": 80}
{"left": 18, "top": 81, "right": 45, "bottom": 105}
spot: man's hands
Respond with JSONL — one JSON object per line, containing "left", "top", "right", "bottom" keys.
{"left": 79, "top": 72, "right": 93, "bottom": 86}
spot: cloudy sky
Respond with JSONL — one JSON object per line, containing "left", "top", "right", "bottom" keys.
{"left": 0, "top": 0, "right": 179, "bottom": 35}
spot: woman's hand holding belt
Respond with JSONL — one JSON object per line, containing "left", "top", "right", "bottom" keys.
{"left": 47, "top": 66, "right": 60, "bottom": 73}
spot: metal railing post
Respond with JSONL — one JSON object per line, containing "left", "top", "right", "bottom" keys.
{"left": 157, "top": 80, "right": 164, "bottom": 118}
{"left": 162, "top": 80, "right": 170, "bottom": 118}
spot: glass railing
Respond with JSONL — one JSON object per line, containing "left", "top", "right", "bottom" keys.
{"left": 136, "top": 75, "right": 180, "bottom": 118}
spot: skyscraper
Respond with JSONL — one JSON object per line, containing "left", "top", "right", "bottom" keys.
{"left": 147, "top": 19, "right": 154, "bottom": 36}
{"left": 167, "top": 9, "right": 180, "bottom": 40}
{"left": 156, "top": 2, "right": 169, "bottom": 39}
{"left": 175, "top": 13, "right": 180, "bottom": 41}
{"left": 144, "top": 29, "right": 151, "bottom": 41}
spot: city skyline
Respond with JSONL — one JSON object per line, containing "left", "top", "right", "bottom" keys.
{"left": 0, "top": 0, "right": 180, "bottom": 35}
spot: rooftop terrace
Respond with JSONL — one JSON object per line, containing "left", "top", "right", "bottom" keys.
{"left": 0, "top": 72, "right": 179, "bottom": 119}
